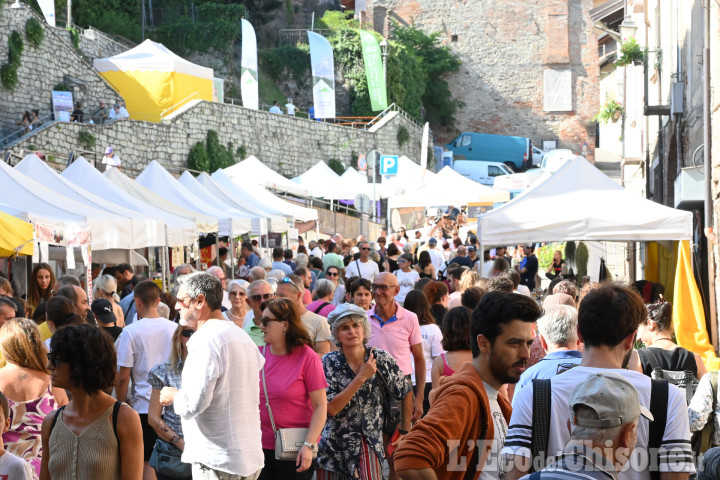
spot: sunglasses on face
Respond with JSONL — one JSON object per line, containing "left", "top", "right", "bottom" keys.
{"left": 326, "top": 272, "right": 339, "bottom": 277}
{"left": 360, "top": 247, "right": 371, "bottom": 251}
{"left": 250, "top": 293, "right": 274, "bottom": 302}
{"left": 260, "top": 317, "right": 280, "bottom": 327}
{"left": 181, "top": 329, "right": 195, "bottom": 338}
{"left": 371, "top": 284, "right": 396, "bottom": 292}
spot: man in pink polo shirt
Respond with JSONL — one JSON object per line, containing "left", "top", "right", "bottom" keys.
{"left": 368, "top": 272, "right": 426, "bottom": 417}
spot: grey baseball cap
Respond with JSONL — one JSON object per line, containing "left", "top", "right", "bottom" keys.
{"left": 569, "top": 372, "right": 653, "bottom": 428}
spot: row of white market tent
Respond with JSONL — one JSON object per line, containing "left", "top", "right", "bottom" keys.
{"left": 0, "top": 155, "right": 319, "bottom": 291}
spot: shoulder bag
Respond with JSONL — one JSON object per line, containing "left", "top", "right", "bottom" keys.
{"left": 372, "top": 348, "right": 403, "bottom": 436}
{"left": 261, "top": 347, "right": 317, "bottom": 461}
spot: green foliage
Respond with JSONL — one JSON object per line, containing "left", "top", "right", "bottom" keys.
{"left": 594, "top": 97, "right": 623, "bottom": 124}
{"left": 396, "top": 126, "right": 410, "bottom": 149}
{"left": 564, "top": 241, "right": 576, "bottom": 265}
{"left": 66, "top": 26, "right": 80, "bottom": 49}
{"left": 315, "top": 10, "right": 359, "bottom": 30}
{"left": 284, "top": 0, "right": 294, "bottom": 27}
{"left": 537, "top": 243, "right": 566, "bottom": 273}
{"left": 576, "top": 242, "right": 589, "bottom": 278}
{"left": 391, "top": 23, "right": 463, "bottom": 127}
{"left": 77, "top": 130, "right": 96, "bottom": 149}
{"left": 150, "top": 3, "right": 247, "bottom": 55}
{"left": 8, "top": 31, "right": 24, "bottom": 65}
{"left": 53, "top": 81, "right": 72, "bottom": 91}
{"left": 188, "top": 141, "right": 210, "bottom": 172}
{"left": 328, "top": 159, "right": 345, "bottom": 176}
{"left": 615, "top": 37, "right": 645, "bottom": 67}
{"left": 0, "top": 63, "right": 18, "bottom": 91}
{"left": 188, "top": 130, "right": 238, "bottom": 173}
{"left": 259, "top": 45, "right": 310, "bottom": 86}
{"left": 25, "top": 18, "right": 45, "bottom": 48}
{"left": 258, "top": 70, "right": 287, "bottom": 106}
{"left": 235, "top": 145, "right": 247, "bottom": 160}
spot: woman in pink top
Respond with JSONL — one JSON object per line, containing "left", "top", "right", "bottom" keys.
{"left": 258, "top": 298, "right": 328, "bottom": 480}
{"left": 431, "top": 307, "right": 473, "bottom": 390}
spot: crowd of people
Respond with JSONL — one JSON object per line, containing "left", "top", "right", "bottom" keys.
{"left": 0, "top": 230, "right": 719, "bottom": 480}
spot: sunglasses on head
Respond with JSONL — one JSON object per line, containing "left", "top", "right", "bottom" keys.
{"left": 250, "top": 293, "right": 274, "bottom": 302}
{"left": 279, "top": 277, "right": 300, "bottom": 291}
{"left": 181, "top": 329, "right": 195, "bottom": 338}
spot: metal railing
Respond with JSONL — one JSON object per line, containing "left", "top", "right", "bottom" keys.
{"left": 364, "top": 103, "right": 423, "bottom": 130}
{"left": 0, "top": 113, "right": 56, "bottom": 149}
{"left": 81, "top": 25, "right": 136, "bottom": 51}
{"left": 279, "top": 29, "right": 334, "bottom": 45}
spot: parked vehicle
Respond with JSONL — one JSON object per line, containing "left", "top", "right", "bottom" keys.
{"left": 540, "top": 149, "right": 576, "bottom": 172}
{"left": 452, "top": 160, "right": 514, "bottom": 186}
{"left": 445, "top": 132, "right": 532, "bottom": 170}
{"left": 532, "top": 146, "right": 547, "bottom": 166}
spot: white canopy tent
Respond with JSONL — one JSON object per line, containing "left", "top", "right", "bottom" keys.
{"left": 477, "top": 157, "right": 693, "bottom": 245}
{"left": 0, "top": 161, "right": 135, "bottom": 251}
{"left": 224, "top": 156, "right": 312, "bottom": 197}
{"left": 292, "top": 161, "right": 355, "bottom": 199}
{"left": 388, "top": 166, "right": 510, "bottom": 209}
{"left": 197, "top": 172, "right": 289, "bottom": 233}
{"left": 0, "top": 201, "right": 91, "bottom": 247}
{"left": 104, "top": 167, "right": 222, "bottom": 235}
{"left": 15, "top": 155, "right": 169, "bottom": 249}
{"left": 134, "top": 161, "right": 251, "bottom": 236}
{"left": 380, "top": 156, "right": 436, "bottom": 197}
{"left": 61, "top": 158, "right": 197, "bottom": 246}
{"left": 177, "top": 172, "right": 274, "bottom": 235}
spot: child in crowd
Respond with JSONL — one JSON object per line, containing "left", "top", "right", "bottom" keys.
{"left": 0, "top": 392, "right": 32, "bottom": 479}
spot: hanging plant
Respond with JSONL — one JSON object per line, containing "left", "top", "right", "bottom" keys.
{"left": 594, "top": 98, "right": 624, "bottom": 124}
{"left": 564, "top": 241, "right": 576, "bottom": 267}
{"left": 26, "top": 18, "right": 45, "bottom": 48}
{"left": 616, "top": 37, "right": 645, "bottom": 67}
{"left": 576, "top": 242, "right": 589, "bottom": 278}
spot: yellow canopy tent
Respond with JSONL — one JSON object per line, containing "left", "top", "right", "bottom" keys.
{"left": 93, "top": 39, "right": 214, "bottom": 122}
{"left": 0, "top": 211, "right": 33, "bottom": 257}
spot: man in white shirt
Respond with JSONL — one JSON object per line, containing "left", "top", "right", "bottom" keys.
{"left": 502, "top": 284, "right": 694, "bottom": 480}
{"left": 425, "top": 237, "right": 445, "bottom": 274}
{"left": 276, "top": 274, "right": 332, "bottom": 355}
{"left": 308, "top": 240, "right": 323, "bottom": 258}
{"left": 285, "top": 97, "right": 296, "bottom": 115}
{"left": 102, "top": 146, "right": 121, "bottom": 171}
{"left": 116, "top": 280, "right": 178, "bottom": 479}
{"left": 344, "top": 241, "right": 379, "bottom": 282}
{"left": 160, "top": 273, "right": 265, "bottom": 479}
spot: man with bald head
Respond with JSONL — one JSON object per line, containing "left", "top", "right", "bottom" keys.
{"left": 448, "top": 245, "right": 473, "bottom": 268}
{"left": 242, "top": 280, "right": 276, "bottom": 346}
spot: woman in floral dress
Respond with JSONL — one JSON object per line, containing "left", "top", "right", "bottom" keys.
{"left": 318, "top": 304, "right": 411, "bottom": 480}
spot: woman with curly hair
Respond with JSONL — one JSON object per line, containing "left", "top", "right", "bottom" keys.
{"left": 0, "top": 318, "right": 68, "bottom": 477}
{"left": 258, "top": 298, "right": 327, "bottom": 479}
{"left": 26, "top": 263, "right": 55, "bottom": 318}
{"left": 40, "top": 324, "right": 143, "bottom": 480}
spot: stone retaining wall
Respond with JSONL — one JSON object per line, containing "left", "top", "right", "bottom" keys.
{"left": 8, "top": 100, "right": 423, "bottom": 176}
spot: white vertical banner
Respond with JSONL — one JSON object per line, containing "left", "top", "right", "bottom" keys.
{"left": 240, "top": 19, "right": 259, "bottom": 110}
{"left": 308, "top": 31, "right": 336, "bottom": 119}
{"left": 37, "top": 0, "right": 56, "bottom": 26}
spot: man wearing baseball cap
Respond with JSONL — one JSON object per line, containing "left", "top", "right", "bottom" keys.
{"left": 102, "top": 146, "right": 121, "bottom": 171}
{"left": 520, "top": 372, "right": 653, "bottom": 479}
{"left": 425, "top": 237, "right": 445, "bottom": 273}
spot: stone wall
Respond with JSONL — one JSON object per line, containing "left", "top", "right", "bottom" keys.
{"left": 7, "top": 100, "right": 423, "bottom": 176}
{"left": 363, "top": 0, "right": 599, "bottom": 159}
{"left": 0, "top": 4, "right": 120, "bottom": 137}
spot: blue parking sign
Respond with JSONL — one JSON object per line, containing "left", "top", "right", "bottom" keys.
{"left": 379, "top": 155, "right": 399, "bottom": 176}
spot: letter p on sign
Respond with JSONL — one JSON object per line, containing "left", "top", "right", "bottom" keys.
{"left": 379, "top": 155, "right": 399, "bottom": 176}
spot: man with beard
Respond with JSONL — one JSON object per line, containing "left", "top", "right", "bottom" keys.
{"left": 159, "top": 273, "right": 265, "bottom": 479}
{"left": 395, "top": 291, "right": 541, "bottom": 480}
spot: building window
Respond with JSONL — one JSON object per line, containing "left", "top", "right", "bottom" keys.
{"left": 451, "top": 35, "right": 458, "bottom": 42}
{"left": 543, "top": 69, "right": 573, "bottom": 112}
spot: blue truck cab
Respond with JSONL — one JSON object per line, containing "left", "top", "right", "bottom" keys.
{"left": 445, "top": 132, "right": 532, "bottom": 171}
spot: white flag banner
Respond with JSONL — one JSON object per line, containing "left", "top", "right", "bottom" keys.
{"left": 37, "top": 0, "right": 56, "bottom": 26}
{"left": 308, "top": 31, "right": 336, "bottom": 119}
{"left": 240, "top": 19, "right": 259, "bottom": 110}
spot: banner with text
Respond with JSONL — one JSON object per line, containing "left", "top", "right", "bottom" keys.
{"left": 358, "top": 30, "right": 387, "bottom": 111}
{"left": 37, "top": 0, "right": 56, "bottom": 26}
{"left": 308, "top": 31, "right": 336, "bottom": 119}
{"left": 240, "top": 19, "right": 259, "bottom": 110}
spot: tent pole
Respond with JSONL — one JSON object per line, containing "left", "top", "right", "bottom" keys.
{"left": 215, "top": 234, "right": 220, "bottom": 267}
{"left": 195, "top": 238, "right": 201, "bottom": 271}
{"left": 161, "top": 226, "right": 168, "bottom": 292}
{"left": 266, "top": 219, "right": 271, "bottom": 258}
{"left": 230, "top": 236, "right": 235, "bottom": 280}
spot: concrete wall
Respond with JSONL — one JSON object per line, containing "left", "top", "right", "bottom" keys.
{"left": 7, "top": 100, "right": 423, "bottom": 176}
{"left": 363, "top": 0, "right": 599, "bottom": 158}
{"left": 0, "top": 4, "right": 120, "bottom": 137}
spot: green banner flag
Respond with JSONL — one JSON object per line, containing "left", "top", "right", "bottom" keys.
{"left": 358, "top": 30, "right": 388, "bottom": 111}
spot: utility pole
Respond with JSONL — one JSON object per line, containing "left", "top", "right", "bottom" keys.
{"left": 66, "top": 0, "right": 71, "bottom": 28}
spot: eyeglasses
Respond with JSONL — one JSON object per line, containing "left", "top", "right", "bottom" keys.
{"left": 326, "top": 272, "right": 339, "bottom": 277}
{"left": 259, "top": 317, "right": 280, "bottom": 327}
{"left": 229, "top": 291, "right": 246, "bottom": 297}
{"left": 279, "top": 277, "right": 300, "bottom": 291}
{"left": 177, "top": 296, "right": 194, "bottom": 308}
{"left": 181, "top": 329, "right": 195, "bottom": 338}
{"left": 359, "top": 247, "right": 371, "bottom": 251}
{"left": 250, "top": 293, "right": 275, "bottom": 303}
{"left": 371, "top": 284, "right": 396, "bottom": 292}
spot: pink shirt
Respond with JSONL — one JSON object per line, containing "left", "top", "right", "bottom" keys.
{"left": 367, "top": 303, "right": 423, "bottom": 375}
{"left": 258, "top": 344, "right": 327, "bottom": 449}
{"left": 306, "top": 299, "right": 336, "bottom": 318}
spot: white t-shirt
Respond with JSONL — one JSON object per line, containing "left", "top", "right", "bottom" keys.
{"left": 116, "top": 316, "right": 178, "bottom": 413}
{"left": 483, "top": 260, "right": 494, "bottom": 277}
{"left": 285, "top": 103, "right": 296, "bottom": 115}
{"left": 102, "top": 154, "right": 121, "bottom": 168}
{"left": 502, "top": 366, "right": 695, "bottom": 480}
{"left": 310, "top": 246, "right": 323, "bottom": 258}
{"left": 412, "top": 323, "right": 443, "bottom": 384}
{"left": 427, "top": 247, "right": 446, "bottom": 273}
{"left": 516, "top": 285, "right": 531, "bottom": 297}
{"left": 344, "top": 259, "right": 379, "bottom": 282}
{"left": 482, "top": 382, "right": 508, "bottom": 480}
{"left": 395, "top": 269, "right": 420, "bottom": 304}
{"left": 300, "top": 310, "right": 333, "bottom": 348}
{"left": 174, "top": 319, "right": 265, "bottom": 476}
{"left": 0, "top": 450, "right": 32, "bottom": 479}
